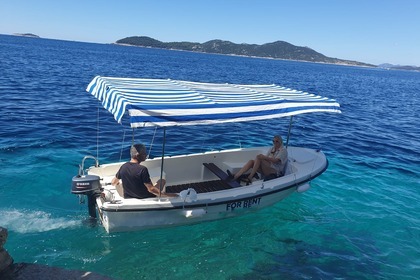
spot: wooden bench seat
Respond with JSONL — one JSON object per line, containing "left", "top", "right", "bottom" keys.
{"left": 203, "top": 163, "right": 241, "bottom": 188}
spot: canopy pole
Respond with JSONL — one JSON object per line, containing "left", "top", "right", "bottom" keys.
{"left": 159, "top": 127, "right": 166, "bottom": 200}
{"left": 96, "top": 105, "right": 100, "bottom": 161}
{"left": 285, "top": 116, "right": 293, "bottom": 148}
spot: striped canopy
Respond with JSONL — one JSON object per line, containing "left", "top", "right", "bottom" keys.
{"left": 87, "top": 76, "right": 341, "bottom": 128}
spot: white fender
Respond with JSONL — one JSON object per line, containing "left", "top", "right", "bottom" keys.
{"left": 179, "top": 188, "right": 198, "bottom": 202}
{"left": 297, "top": 183, "right": 311, "bottom": 193}
{"left": 182, "top": 209, "right": 207, "bottom": 218}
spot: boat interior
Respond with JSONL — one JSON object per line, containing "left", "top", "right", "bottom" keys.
{"left": 86, "top": 146, "right": 304, "bottom": 200}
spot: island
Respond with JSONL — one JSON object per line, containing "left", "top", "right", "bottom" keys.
{"left": 116, "top": 36, "right": 375, "bottom": 67}
{"left": 13, "top": 33, "right": 40, "bottom": 38}
{"left": 378, "top": 63, "right": 420, "bottom": 72}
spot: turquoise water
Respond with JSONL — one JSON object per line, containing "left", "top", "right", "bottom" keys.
{"left": 0, "top": 34, "right": 419, "bottom": 279}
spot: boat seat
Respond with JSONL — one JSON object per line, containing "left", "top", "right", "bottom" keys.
{"left": 203, "top": 163, "right": 241, "bottom": 188}
{"left": 115, "top": 184, "right": 124, "bottom": 197}
{"left": 283, "top": 159, "right": 291, "bottom": 175}
{"left": 263, "top": 159, "right": 291, "bottom": 181}
{"left": 222, "top": 161, "right": 243, "bottom": 173}
{"left": 148, "top": 168, "right": 167, "bottom": 192}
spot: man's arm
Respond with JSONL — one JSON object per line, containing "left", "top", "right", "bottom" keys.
{"left": 144, "top": 179, "right": 178, "bottom": 197}
{"left": 111, "top": 176, "right": 120, "bottom": 186}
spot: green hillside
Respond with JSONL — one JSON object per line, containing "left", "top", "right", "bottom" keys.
{"left": 116, "top": 36, "right": 375, "bottom": 67}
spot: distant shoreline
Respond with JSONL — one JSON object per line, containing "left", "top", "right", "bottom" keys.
{"left": 114, "top": 42, "right": 376, "bottom": 69}
{"left": 3, "top": 33, "right": 418, "bottom": 71}
{"left": 115, "top": 43, "right": 420, "bottom": 72}
{"left": 12, "top": 33, "right": 40, "bottom": 38}
{"left": 115, "top": 36, "right": 376, "bottom": 68}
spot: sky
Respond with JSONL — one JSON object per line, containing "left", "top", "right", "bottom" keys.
{"left": 1, "top": 0, "right": 419, "bottom": 66}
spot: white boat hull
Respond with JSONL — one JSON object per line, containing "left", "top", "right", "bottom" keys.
{"left": 85, "top": 146, "right": 327, "bottom": 233}
{"left": 97, "top": 186, "right": 297, "bottom": 232}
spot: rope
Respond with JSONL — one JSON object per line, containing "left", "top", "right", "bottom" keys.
{"left": 200, "top": 126, "right": 209, "bottom": 153}
{"left": 235, "top": 123, "right": 242, "bottom": 148}
{"left": 119, "top": 129, "right": 127, "bottom": 161}
{"left": 148, "top": 126, "right": 158, "bottom": 159}
{"left": 286, "top": 116, "right": 293, "bottom": 148}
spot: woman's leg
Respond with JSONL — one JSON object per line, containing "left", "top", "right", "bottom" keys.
{"left": 249, "top": 158, "right": 276, "bottom": 181}
{"left": 233, "top": 160, "right": 254, "bottom": 180}
{"left": 248, "top": 157, "right": 263, "bottom": 180}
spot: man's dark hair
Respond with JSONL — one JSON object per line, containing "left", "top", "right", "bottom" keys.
{"left": 130, "top": 144, "right": 146, "bottom": 159}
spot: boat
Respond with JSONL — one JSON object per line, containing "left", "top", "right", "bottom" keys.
{"left": 71, "top": 76, "right": 341, "bottom": 233}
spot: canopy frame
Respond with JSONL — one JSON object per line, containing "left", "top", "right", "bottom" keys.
{"left": 86, "top": 76, "right": 341, "bottom": 128}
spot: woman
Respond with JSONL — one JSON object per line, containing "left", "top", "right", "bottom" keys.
{"left": 229, "top": 135, "right": 288, "bottom": 184}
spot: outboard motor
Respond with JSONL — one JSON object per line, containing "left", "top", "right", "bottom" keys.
{"left": 72, "top": 156, "right": 101, "bottom": 218}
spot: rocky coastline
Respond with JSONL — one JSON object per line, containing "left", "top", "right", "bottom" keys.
{"left": 0, "top": 227, "right": 113, "bottom": 280}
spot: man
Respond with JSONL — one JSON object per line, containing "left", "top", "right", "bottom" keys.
{"left": 111, "top": 144, "right": 177, "bottom": 198}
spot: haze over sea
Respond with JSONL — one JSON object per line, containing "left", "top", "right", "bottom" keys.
{"left": 0, "top": 34, "right": 419, "bottom": 280}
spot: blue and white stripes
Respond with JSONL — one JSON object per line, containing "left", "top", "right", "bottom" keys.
{"left": 86, "top": 76, "right": 341, "bottom": 127}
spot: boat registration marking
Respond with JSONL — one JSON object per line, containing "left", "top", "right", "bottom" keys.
{"left": 226, "top": 197, "right": 261, "bottom": 211}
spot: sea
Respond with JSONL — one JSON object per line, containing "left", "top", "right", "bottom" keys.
{"left": 0, "top": 34, "right": 419, "bottom": 280}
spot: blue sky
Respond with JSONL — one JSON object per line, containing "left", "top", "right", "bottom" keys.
{"left": 1, "top": 0, "right": 419, "bottom": 66}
